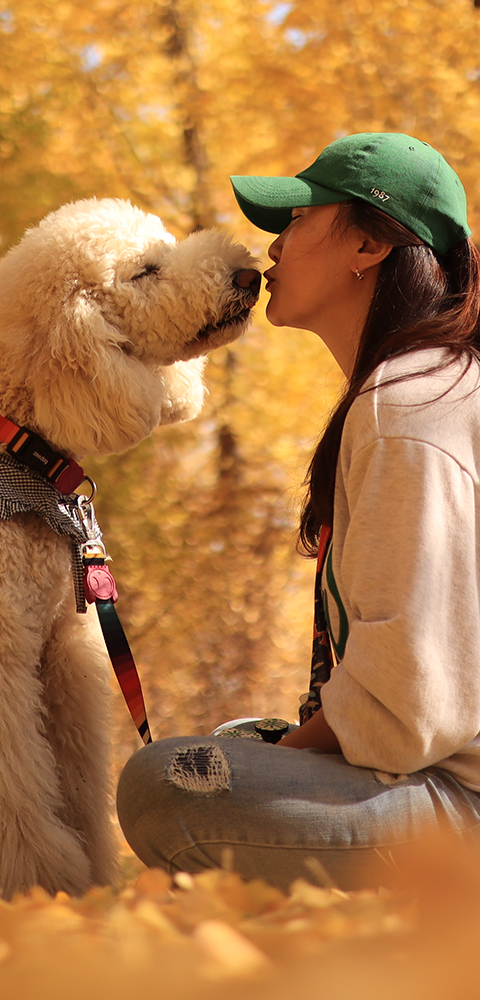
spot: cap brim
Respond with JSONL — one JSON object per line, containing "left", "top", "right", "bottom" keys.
{"left": 230, "top": 175, "right": 348, "bottom": 233}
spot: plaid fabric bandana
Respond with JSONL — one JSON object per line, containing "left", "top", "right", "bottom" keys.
{"left": 0, "top": 450, "right": 91, "bottom": 613}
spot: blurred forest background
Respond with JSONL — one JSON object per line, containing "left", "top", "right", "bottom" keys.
{"left": 1, "top": 0, "right": 480, "bottom": 769}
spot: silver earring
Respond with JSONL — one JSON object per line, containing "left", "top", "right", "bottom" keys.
{"left": 355, "top": 268, "right": 365, "bottom": 281}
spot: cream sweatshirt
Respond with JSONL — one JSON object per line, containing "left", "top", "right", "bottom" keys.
{"left": 320, "top": 349, "right": 480, "bottom": 790}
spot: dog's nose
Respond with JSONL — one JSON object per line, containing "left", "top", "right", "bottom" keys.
{"left": 233, "top": 269, "right": 262, "bottom": 296}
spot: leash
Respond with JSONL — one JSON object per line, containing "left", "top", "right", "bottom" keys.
{"left": 0, "top": 413, "right": 153, "bottom": 746}
{"left": 79, "top": 495, "right": 153, "bottom": 746}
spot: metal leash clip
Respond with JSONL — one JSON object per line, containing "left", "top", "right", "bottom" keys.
{"left": 76, "top": 486, "right": 107, "bottom": 559}
{"left": 79, "top": 475, "right": 97, "bottom": 504}
{"left": 75, "top": 484, "right": 152, "bottom": 745}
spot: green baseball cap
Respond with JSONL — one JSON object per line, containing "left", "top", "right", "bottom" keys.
{"left": 230, "top": 132, "right": 470, "bottom": 254}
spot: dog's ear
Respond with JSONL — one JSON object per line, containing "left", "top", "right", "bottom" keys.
{"left": 32, "top": 293, "right": 206, "bottom": 459}
{"left": 47, "top": 290, "right": 128, "bottom": 376}
{"left": 30, "top": 291, "right": 161, "bottom": 456}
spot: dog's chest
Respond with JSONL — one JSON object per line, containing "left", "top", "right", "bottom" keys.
{"left": 0, "top": 513, "right": 75, "bottom": 616}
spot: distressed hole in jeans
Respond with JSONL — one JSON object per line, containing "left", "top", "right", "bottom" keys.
{"left": 166, "top": 743, "right": 232, "bottom": 795}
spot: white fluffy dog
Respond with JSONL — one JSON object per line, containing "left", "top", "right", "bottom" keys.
{"left": 0, "top": 198, "right": 260, "bottom": 899}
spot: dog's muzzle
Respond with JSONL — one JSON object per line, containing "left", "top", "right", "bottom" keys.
{"left": 195, "top": 268, "right": 261, "bottom": 341}
{"left": 230, "top": 268, "right": 261, "bottom": 321}
{"left": 232, "top": 269, "right": 262, "bottom": 298}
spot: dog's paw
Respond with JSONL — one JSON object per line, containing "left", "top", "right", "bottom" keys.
{"left": 0, "top": 821, "right": 93, "bottom": 899}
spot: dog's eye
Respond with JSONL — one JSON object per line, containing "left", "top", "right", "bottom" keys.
{"left": 131, "top": 264, "right": 161, "bottom": 281}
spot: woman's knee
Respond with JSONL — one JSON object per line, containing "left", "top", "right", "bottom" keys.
{"left": 116, "top": 738, "right": 236, "bottom": 858}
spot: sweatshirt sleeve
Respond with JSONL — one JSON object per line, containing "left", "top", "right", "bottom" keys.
{"left": 321, "top": 435, "right": 480, "bottom": 774}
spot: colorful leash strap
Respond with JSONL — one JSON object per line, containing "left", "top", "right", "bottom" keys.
{"left": 79, "top": 496, "right": 153, "bottom": 746}
{"left": 95, "top": 596, "right": 153, "bottom": 747}
{"left": 299, "top": 524, "right": 334, "bottom": 726}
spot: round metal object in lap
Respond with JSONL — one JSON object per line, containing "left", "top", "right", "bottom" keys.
{"left": 254, "top": 718, "right": 290, "bottom": 743}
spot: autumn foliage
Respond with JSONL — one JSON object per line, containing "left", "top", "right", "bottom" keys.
{"left": 1, "top": 1, "right": 480, "bottom": 996}
{"left": 1, "top": 835, "right": 480, "bottom": 1000}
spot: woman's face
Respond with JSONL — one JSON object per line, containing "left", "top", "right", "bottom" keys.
{"left": 264, "top": 203, "right": 361, "bottom": 334}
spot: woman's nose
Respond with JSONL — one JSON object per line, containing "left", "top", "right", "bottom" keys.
{"left": 267, "top": 233, "right": 283, "bottom": 262}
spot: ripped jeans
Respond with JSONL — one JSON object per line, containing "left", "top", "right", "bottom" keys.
{"left": 116, "top": 736, "right": 480, "bottom": 892}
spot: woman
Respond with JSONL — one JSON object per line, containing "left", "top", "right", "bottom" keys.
{"left": 117, "top": 133, "right": 480, "bottom": 891}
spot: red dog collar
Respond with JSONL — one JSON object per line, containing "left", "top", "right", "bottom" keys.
{"left": 0, "top": 415, "right": 85, "bottom": 494}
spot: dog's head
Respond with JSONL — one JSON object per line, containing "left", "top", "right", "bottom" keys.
{"left": 0, "top": 198, "right": 261, "bottom": 457}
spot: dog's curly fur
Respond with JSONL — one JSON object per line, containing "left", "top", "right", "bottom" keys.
{"left": 0, "top": 198, "right": 260, "bottom": 899}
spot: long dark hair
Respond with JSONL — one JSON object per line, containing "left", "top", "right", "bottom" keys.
{"left": 299, "top": 200, "right": 480, "bottom": 555}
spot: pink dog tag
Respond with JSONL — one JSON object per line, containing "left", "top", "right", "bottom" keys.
{"left": 84, "top": 564, "right": 118, "bottom": 604}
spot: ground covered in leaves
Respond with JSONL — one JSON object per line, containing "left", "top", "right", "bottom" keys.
{"left": 1, "top": 840, "right": 479, "bottom": 1000}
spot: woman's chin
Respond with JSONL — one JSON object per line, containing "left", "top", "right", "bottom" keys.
{"left": 265, "top": 301, "right": 286, "bottom": 327}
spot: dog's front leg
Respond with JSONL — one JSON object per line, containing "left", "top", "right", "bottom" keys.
{"left": 0, "top": 543, "right": 95, "bottom": 898}
{"left": 39, "top": 603, "right": 117, "bottom": 889}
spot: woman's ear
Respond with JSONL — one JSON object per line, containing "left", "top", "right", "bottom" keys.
{"left": 351, "top": 237, "right": 393, "bottom": 276}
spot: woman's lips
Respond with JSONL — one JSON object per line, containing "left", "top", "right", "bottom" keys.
{"left": 264, "top": 270, "right": 275, "bottom": 291}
